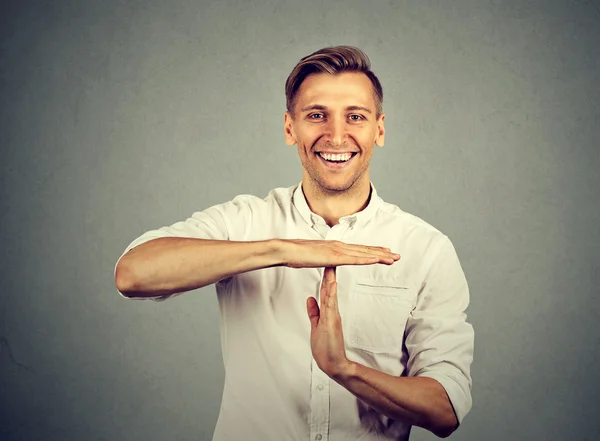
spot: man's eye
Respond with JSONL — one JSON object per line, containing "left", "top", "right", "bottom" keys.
{"left": 349, "top": 114, "right": 364, "bottom": 121}
{"left": 309, "top": 113, "right": 324, "bottom": 119}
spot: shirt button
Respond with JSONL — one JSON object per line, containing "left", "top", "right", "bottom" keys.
{"left": 315, "top": 435, "right": 322, "bottom": 440}
{"left": 317, "top": 384, "right": 324, "bottom": 391}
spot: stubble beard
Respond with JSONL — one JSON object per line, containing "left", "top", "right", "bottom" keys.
{"left": 301, "top": 140, "right": 367, "bottom": 196}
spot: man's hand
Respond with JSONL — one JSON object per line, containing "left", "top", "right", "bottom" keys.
{"left": 280, "top": 239, "right": 400, "bottom": 268}
{"left": 306, "top": 267, "right": 351, "bottom": 377}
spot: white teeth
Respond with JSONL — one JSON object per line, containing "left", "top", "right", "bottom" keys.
{"left": 318, "top": 152, "right": 353, "bottom": 162}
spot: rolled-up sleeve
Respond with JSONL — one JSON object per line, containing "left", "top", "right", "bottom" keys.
{"left": 114, "top": 195, "right": 253, "bottom": 301}
{"left": 404, "top": 236, "right": 474, "bottom": 424}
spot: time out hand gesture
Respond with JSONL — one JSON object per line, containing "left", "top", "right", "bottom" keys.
{"left": 306, "top": 267, "right": 351, "bottom": 378}
{"left": 282, "top": 239, "right": 400, "bottom": 268}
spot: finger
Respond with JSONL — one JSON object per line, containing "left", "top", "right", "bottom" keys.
{"left": 324, "top": 266, "right": 336, "bottom": 283}
{"left": 320, "top": 274, "right": 329, "bottom": 311}
{"left": 328, "top": 240, "right": 390, "bottom": 254}
{"left": 323, "top": 267, "right": 331, "bottom": 282}
{"left": 320, "top": 271, "right": 336, "bottom": 321}
{"left": 306, "top": 297, "right": 320, "bottom": 329}
{"left": 328, "top": 268, "right": 336, "bottom": 310}
{"left": 321, "top": 268, "right": 335, "bottom": 306}
{"left": 363, "top": 249, "right": 401, "bottom": 261}
{"left": 339, "top": 245, "right": 400, "bottom": 260}
{"left": 328, "top": 280, "right": 338, "bottom": 310}
{"left": 331, "top": 255, "right": 398, "bottom": 266}
{"left": 331, "top": 241, "right": 385, "bottom": 251}
{"left": 332, "top": 249, "right": 395, "bottom": 260}
{"left": 342, "top": 243, "right": 396, "bottom": 253}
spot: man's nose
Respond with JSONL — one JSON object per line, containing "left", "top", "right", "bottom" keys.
{"left": 326, "top": 118, "right": 347, "bottom": 146}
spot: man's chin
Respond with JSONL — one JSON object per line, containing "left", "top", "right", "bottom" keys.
{"left": 316, "top": 179, "right": 356, "bottom": 194}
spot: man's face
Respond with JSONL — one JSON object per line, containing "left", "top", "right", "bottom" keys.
{"left": 284, "top": 72, "right": 385, "bottom": 194}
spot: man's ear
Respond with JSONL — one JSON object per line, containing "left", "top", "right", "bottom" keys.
{"left": 284, "top": 111, "right": 297, "bottom": 146}
{"left": 375, "top": 114, "right": 385, "bottom": 147}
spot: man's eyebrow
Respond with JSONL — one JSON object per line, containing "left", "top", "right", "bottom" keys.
{"left": 346, "top": 105, "right": 372, "bottom": 114}
{"left": 299, "top": 104, "right": 372, "bottom": 114}
{"left": 300, "top": 104, "right": 327, "bottom": 113}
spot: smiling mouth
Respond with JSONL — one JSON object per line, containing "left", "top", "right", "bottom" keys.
{"left": 316, "top": 152, "right": 358, "bottom": 163}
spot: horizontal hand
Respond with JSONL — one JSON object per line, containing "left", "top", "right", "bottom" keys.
{"left": 279, "top": 239, "right": 400, "bottom": 269}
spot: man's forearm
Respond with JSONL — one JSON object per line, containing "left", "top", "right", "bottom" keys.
{"left": 332, "top": 362, "right": 458, "bottom": 438}
{"left": 115, "top": 237, "right": 284, "bottom": 298}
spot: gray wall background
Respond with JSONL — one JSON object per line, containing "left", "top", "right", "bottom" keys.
{"left": 1, "top": 0, "right": 599, "bottom": 440}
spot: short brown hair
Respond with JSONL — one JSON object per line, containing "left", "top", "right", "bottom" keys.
{"left": 285, "top": 46, "right": 383, "bottom": 117}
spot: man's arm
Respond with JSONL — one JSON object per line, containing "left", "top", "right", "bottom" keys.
{"left": 332, "top": 364, "right": 457, "bottom": 438}
{"left": 116, "top": 238, "right": 400, "bottom": 298}
{"left": 308, "top": 242, "right": 473, "bottom": 438}
{"left": 115, "top": 238, "right": 282, "bottom": 298}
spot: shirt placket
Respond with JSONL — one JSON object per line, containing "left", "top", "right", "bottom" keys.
{"left": 308, "top": 221, "right": 351, "bottom": 441}
{"left": 308, "top": 363, "right": 331, "bottom": 441}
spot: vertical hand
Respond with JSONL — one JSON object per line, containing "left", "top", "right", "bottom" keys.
{"left": 306, "top": 267, "right": 351, "bottom": 377}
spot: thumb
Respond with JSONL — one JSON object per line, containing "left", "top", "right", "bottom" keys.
{"left": 306, "top": 296, "right": 320, "bottom": 329}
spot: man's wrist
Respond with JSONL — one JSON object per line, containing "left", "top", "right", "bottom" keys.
{"left": 266, "top": 239, "right": 289, "bottom": 267}
{"left": 329, "top": 359, "right": 358, "bottom": 383}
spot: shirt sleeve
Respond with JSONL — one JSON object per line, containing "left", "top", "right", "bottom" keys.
{"left": 113, "top": 195, "right": 254, "bottom": 301}
{"left": 404, "top": 236, "right": 474, "bottom": 424}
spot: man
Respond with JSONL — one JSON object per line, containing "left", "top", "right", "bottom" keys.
{"left": 114, "top": 46, "right": 474, "bottom": 440}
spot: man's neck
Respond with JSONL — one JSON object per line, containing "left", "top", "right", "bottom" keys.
{"left": 301, "top": 177, "right": 372, "bottom": 227}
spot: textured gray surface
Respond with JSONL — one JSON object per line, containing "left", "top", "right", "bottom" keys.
{"left": 1, "top": 0, "right": 599, "bottom": 440}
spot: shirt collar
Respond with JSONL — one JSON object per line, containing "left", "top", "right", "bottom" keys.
{"left": 292, "top": 180, "right": 382, "bottom": 228}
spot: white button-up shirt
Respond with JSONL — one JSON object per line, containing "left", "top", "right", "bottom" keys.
{"left": 116, "top": 182, "right": 474, "bottom": 441}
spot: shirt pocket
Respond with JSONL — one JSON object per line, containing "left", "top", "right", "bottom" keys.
{"left": 347, "top": 280, "right": 415, "bottom": 354}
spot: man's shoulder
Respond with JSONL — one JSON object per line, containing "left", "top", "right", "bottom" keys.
{"left": 219, "top": 184, "right": 297, "bottom": 210}
{"left": 375, "top": 198, "right": 446, "bottom": 238}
